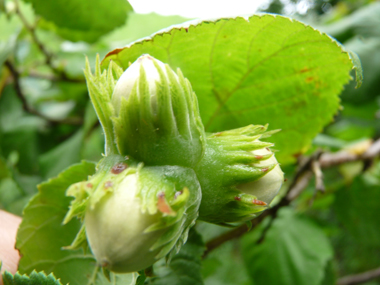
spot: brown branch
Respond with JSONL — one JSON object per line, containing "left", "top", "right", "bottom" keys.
{"left": 27, "top": 71, "right": 62, "bottom": 82}
{"left": 287, "top": 170, "right": 313, "bottom": 200}
{"left": 28, "top": 70, "right": 85, "bottom": 83}
{"left": 319, "top": 139, "right": 380, "bottom": 167}
{"left": 337, "top": 266, "right": 380, "bottom": 285}
{"left": 14, "top": 0, "right": 84, "bottom": 83}
{"left": 14, "top": 0, "right": 53, "bottom": 66}
{"left": 362, "top": 139, "right": 380, "bottom": 159}
{"left": 4, "top": 60, "right": 30, "bottom": 111}
{"left": 312, "top": 159, "right": 325, "bottom": 192}
{"left": 203, "top": 140, "right": 380, "bottom": 257}
{"left": 4, "top": 59, "right": 83, "bottom": 125}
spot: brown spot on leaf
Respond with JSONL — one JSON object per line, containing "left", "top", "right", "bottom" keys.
{"left": 252, "top": 199, "right": 267, "bottom": 206}
{"left": 300, "top": 67, "right": 310, "bottom": 73}
{"left": 86, "top": 183, "right": 93, "bottom": 188}
{"left": 174, "top": 191, "right": 183, "bottom": 199}
{"left": 306, "top": 77, "right": 314, "bottom": 83}
{"left": 293, "top": 152, "right": 302, "bottom": 158}
{"left": 234, "top": 196, "right": 241, "bottom": 201}
{"left": 261, "top": 167, "right": 269, "bottom": 172}
{"left": 255, "top": 155, "right": 264, "bottom": 160}
{"left": 103, "top": 48, "right": 124, "bottom": 60}
{"left": 111, "top": 162, "right": 128, "bottom": 174}
{"left": 157, "top": 192, "right": 173, "bottom": 214}
{"left": 142, "top": 118, "right": 148, "bottom": 126}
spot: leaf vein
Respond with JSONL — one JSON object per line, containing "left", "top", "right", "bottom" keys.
{"left": 205, "top": 39, "right": 336, "bottom": 129}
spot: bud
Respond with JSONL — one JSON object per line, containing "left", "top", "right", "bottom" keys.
{"left": 111, "top": 54, "right": 205, "bottom": 168}
{"left": 237, "top": 147, "right": 283, "bottom": 204}
{"left": 64, "top": 155, "right": 201, "bottom": 273}
{"left": 194, "top": 125, "right": 284, "bottom": 224}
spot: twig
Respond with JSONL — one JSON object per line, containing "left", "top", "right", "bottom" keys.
{"left": 286, "top": 170, "right": 314, "bottom": 201}
{"left": 312, "top": 159, "right": 325, "bottom": 192}
{"left": 13, "top": 0, "right": 83, "bottom": 83}
{"left": 14, "top": 0, "right": 53, "bottom": 66}
{"left": 4, "top": 59, "right": 83, "bottom": 125}
{"left": 27, "top": 70, "right": 85, "bottom": 83}
{"left": 318, "top": 139, "right": 380, "bottom": 167}
{"left": 203, "top": 214, "right": 265, "bottom": 257}
{"left": 203, "top": 139, "right": 380, "bottom": 257}
{"left": 337, "top": 266, "right": 380, "bottom": 285}
{"left": 287, "top": 150, "right": 323, "bottom": 200}
{"left": 4, "top": 60, "right": 29, "bottom": 110}
{"left": 24, "top": 70, "right": 60, "bottom": 81}
{"left": 362, "top": 139, "right": 380, "bottom": 159}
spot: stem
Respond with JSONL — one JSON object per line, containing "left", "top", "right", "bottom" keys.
{"left": 86, "top": 265, "right": 99, "bottom": 285}
{"left": 14, "top": 0, "right": 84, "bottom": 83}
{"left": 337, "top": 266, "right": 380, "bottom": 285}
{"left": 14, "top": 0, "right": 52, "bottom": 65}
{"left": 4, "top": 59, "right": 83, "bottom": 125}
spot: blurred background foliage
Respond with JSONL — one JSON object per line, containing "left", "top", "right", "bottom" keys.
{"left": 0, "top": 0, "right": 379, "bottom": 284}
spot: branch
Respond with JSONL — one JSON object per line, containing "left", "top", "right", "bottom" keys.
{"left": 203, "top": 139, "right": 380, "bottom": 257}
{"left": 15, "top": 1, "right": 53, "bottom": 66}
{"left": 337, "top": 266, "right": 380, "bottom": 285}
{"left": 287, "top": 150, "right": 323, "bottom": 200}
{"left": 319, "top": 139, "right": 380, "bottom": 167}
{"left": 28, "top": 70, "right": 85, "bottom": 83}
{"left": 4, "top": 59, "right": 83, "bottom": 125}
{"left": 14, "top": 0, "right": 84, "bottom": 83}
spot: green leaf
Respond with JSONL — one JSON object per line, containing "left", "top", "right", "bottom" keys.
{"left": 326, "top": 168, "right": 380, "bottom": 275}
{"left": 347, "top": 50, "right": 363, "bottom": 88}
{"left": 320, "top": 260, "right": 336, "bottom": 285}
{"left": 101, "top": 14, "right": 354, "bottom": 164}
{"left": 202, "top": 241, "right": 250, "bottom": 285}
{"left": 2, "top": 270, "right": 64, "bottom": 285}
{"left": 333, "top": 176, "right": 380, "bottom": 248}
{"left": 38, "top": 130, "right": 84, "bottom": 179}
{"left": 0, "top": 14, "right": 20, "bottom": 66}
{"left": 321, "top": 2, "right": 380, "bottom": 104}
{"left": 0, "top": 177, "right": 23, "bottom": 210}
{"left": 241, "top": 207, "right": 333, "bottom": 285}
{"left": 0, "top": 86, "right": 44, "bottom": 174}
{"left": 136, "top": 271, "right": 146, "bottom": 285}
{"left": 151, "top": 229, "right": 205, "bottom": 285}
{"left": 0, "top": 151, "right": 41, "bottom": 215}
{"left": 16, "top": 161, "right": 96, "bottom": 285}
{"left": 83, "top": 56, "right": 119, "bottom": 155}
{"left": 339, "top": 38, "right": 379, "bottom": 104}
{"left": 82, "top": 127, "right": 104, "bottom": 162}
{"left": 26, "top": 0, "right": 133, "bottom": 42}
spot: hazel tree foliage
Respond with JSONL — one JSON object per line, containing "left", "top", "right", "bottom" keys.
{"left": 1, "top": 1, "right": 380, "bottom": 285}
